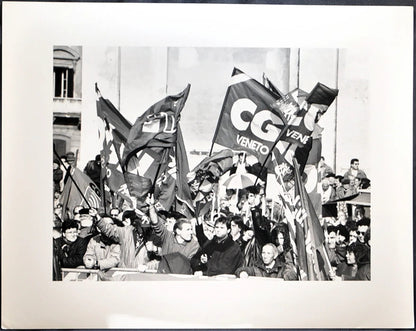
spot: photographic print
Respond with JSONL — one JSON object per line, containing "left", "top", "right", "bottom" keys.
{"left": 3, "top": 2, "right": 413, "bottom": 329}
{"left": 52, "top": 46, "right": 371, "bottom": 282}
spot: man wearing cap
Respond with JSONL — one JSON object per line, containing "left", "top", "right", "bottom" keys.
{"left": 78, "top": 208, "right": 97, "bottom": 240}
{"left": 344, "top": 158, "right": 367, "bottom": 182}
{"left": 83, "top": 154, "right": 101, "bottom": 188}
{"left": 63, "top": 152, "right": 76, "bottom": 184}
{"left": 146, "top": 195, "right": 200, "bottom": 261}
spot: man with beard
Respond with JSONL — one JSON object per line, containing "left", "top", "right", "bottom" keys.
{"left": 191, "top": 216, "right": 243, "bottom": 276}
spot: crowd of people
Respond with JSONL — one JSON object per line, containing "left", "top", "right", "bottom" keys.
{"left": 53, "top": 152, "right": 371, "bottom": 281}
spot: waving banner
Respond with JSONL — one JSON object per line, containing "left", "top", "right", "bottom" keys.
{"left": 212, "top": 68, "right": 287, "bottom": 163}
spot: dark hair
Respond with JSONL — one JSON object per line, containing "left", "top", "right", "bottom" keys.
{"left": 355, "top": 205, "right": 365, "bottom": 214}
{"left": 275, "top": 223, "right": 291, "bottom": 252}
{"left": 361, "top": 178, "right": 371, "bottom": 189}
{"left": 173, "top": 218, "right": 191, "bottom": 233}
{"left": 95, "top": 154, "right": 101, "bottom": 162}
{"left": 246, "top": 185, "right": 259, "bottom": 195}
{"left": 357, "top": 218, "right": 370, "bottom": 227}
{"left": 345, "top": 220, "right": 358, "bottom": 232}
{"left": 327, "top": 225, "right": 338, "bottom": 234}
{"left": 230, "top": 215, "right": 246, "bottom": 233}
{"left": 122, "top": 210, "right": 137, "bottom": 222}
{"left": 62, "top": 220, "right": 79, "bottom": 233}
{"left": 214, "top": 216, "right": 231, "bottom": 230}
{"left": 347, "top": 242, "right": 370, "bottom": 265}
{"left": 350, "top": 158, "right": 359, "bottom": 165}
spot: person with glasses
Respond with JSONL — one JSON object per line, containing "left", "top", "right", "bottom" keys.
{"left": 356, "top": 218, "right": 370, "bottom": 245}
{"left": 53, "top": 220, "right": 89, "bottom": 280}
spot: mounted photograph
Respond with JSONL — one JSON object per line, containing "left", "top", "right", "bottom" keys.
{"left": 52, "top": 46, "right": 371, "bottom": 282}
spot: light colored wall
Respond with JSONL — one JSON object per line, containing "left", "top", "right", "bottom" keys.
{"left": 77, "top": 46, "right": 369, "bottom": 177}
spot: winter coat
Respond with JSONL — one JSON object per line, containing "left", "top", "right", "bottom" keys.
{"left": 83, "top": 234, "right": 121, "bottom": 270}
{"left": 54, "top": 236, "right": 89, "bottom": 268}
{"left": 97, "top": 218, "right": 148, "bottom": 268}
{"left": 235, "top": 254, "right": 297, "bottom": 280}
{"left": 53, "top": 167, "right": 63, "bottom": 193}
{"left": 152, "top": 217, "right": 199, "bottom": 259}
{"left": 191, "top": 235, "right": 244, "bottom": 276}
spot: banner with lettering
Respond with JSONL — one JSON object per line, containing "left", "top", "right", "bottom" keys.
{"left": 212, "top": 68, "right": 287, "bottom": 163}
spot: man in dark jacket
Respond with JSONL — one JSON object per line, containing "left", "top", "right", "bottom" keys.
{"left": 83, "top": 154, "right": 101, "bottom": 188}
{"left": 53, "top": 159, "right": 63, "bottom": 193}
{"left": 53, "top": 220, "right": 89, "bottom": 280}
{"left": 235, "top": 243, "right": 297, "bottom": 280}
{"left": 191, "top": 216, "right": 243, "bottom": 276}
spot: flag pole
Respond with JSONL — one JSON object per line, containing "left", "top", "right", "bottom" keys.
{"left": 53, "top": 145, "right": 92, "bottom": 209}
{"left": 209, "top": 68, "right": 236, "bottom": 157}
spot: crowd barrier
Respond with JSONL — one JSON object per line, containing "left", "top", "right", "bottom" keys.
{"left": 60, "top": 268, "right": 239, "bottom": 281}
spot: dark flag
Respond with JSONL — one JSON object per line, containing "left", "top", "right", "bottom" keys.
{"left": 212, "top": 68, "right": 287, "bottom": 164}
{"left": 270, "top": 84, "right": 338, "bottom": 181}
{"left": 96, "top": 95, "right": 135, "bottom": 208}
{"left": 293, "top": 159, "right": 332, "bottom": 280}
{"left": 190, "top": 149, "right": 234, "bottom": 218}
{"left": 60, "top": 168, "right": 101, "bottom": 218}
{"left": 122, "top": 85, "right": 191, "bottom": 169}
{"left": 121, "top": 85, "right": 192, "bottom": 212}
{"left": 96, "top": 94, "right": 132, "bottom": 140}
{"left": 262, "top": 73, "right": 285, "bottom": 100}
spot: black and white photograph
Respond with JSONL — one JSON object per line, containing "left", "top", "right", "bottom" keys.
{"left": 2, "top": 2, "right": 414, "bottom": 329}
{"left": 52, "top": 46, "right": 371, "bottom": 282}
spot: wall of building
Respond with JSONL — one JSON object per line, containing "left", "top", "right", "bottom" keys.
{"left": 75, "top": 46, "right": 369, "bottom": 177}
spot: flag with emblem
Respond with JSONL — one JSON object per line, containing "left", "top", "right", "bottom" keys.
{"left": 270, "top": 84, "right": 338, "bottom": 181}
{"left": 121, "top": 85, "right": 193, "bottom": 212}
{"left": 60, "top": 168, "right": 101, "bottom": 218}
{"left": 212, "top": 68, "right": 287, "bottom": 164}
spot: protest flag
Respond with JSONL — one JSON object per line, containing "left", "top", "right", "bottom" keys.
{"left": 96, "top": 84, "right": 132, "bottom": 139}
{"left": 96, "top": 88, "right": 136, "bottom": 209}
{"left": 262, "top": 73, "right": 285, "bottom": 100}
{"left": 293, "top": 159, "right": 332, "bottom": 280}
{"left": 122, "top": 84, "right": 191, "bottom": 169}
{"left": 189, "top": 149, "right": 234, "bottom": 218}
{"left": 211, "top": 68, "right": 287, "bottom": 163}
{"left": 269, "top": 83, "right": 338, "bottom": 182}
{"left": 60, "top": 168, "right": 101, "bottom": 218}
{"left": 120, "top": 85, "right": 192, "bottom": 212}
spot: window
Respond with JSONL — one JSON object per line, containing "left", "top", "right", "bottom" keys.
{"left": 54, "top": 67, "right": 74, "bottom": 98}
{"left": 53, "top": 46, "right": 82, "bottom": 99}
